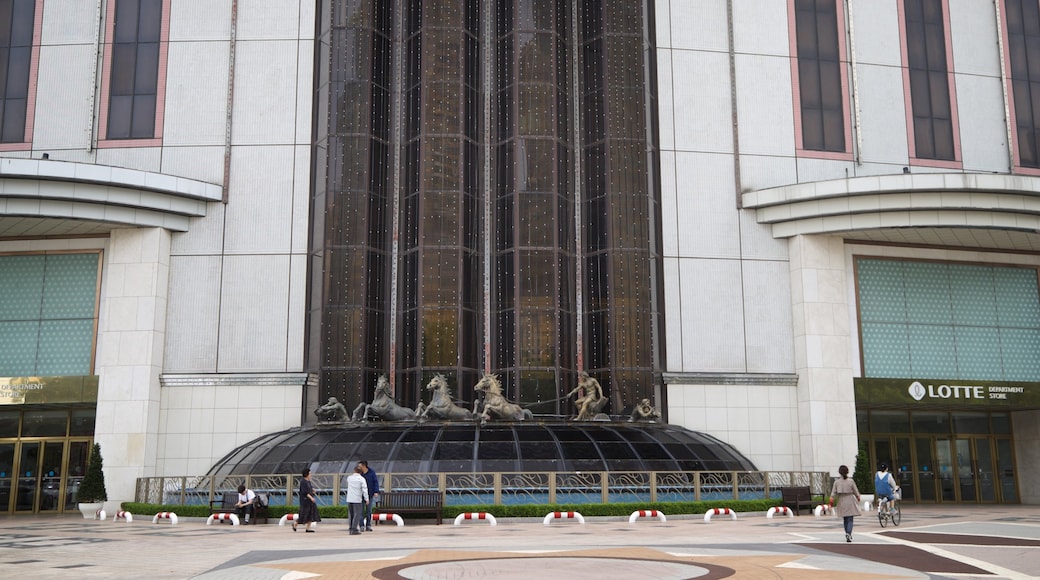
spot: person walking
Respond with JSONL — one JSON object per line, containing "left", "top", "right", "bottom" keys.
{"left": 296, "top": 468, "right": 321, "bottom": 532}
{"left": 358, "top": 460, "right": 380, "bottom": 531}
{"left": 346, "top": 465, "right": 369, "bottom": 535}
{"left": 829, "top": 464, "right": 862, "bottom": 542}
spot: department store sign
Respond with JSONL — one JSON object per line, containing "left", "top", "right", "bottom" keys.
{"left": 854, "top": 377, "right": 1040, "bottom": 409}
{"left": 0, "top": 376, "right": 99, "bottom": 405}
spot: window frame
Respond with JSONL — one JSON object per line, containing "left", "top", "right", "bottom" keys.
{"left": 898, "top": 0, "right": 961, "bottom": 168}
{"left": 788, "top": 0, "right": 854, "bottom": 160}
{"left": 96, "top": 0, "right": 170, "bottom": 147}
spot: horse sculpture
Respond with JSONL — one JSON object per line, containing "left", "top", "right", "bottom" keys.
{"left": 473, "top": 373, "right": 533, "bottom": 423}
{"left": 417, "top": 374, "right": 474, "bottom": 421}
{"left": 352, "top": 375, "right": 417, "bottom": 422}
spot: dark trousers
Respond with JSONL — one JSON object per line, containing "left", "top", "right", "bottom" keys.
{"left": 348, "top": 502, "right": 364, "bottom": 532}
{"left": 236, "top": 504, "right": 254, "bottom": 523}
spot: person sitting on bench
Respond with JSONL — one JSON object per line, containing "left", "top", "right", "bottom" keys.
{"left": 235, "top": 484, "right": 257, "bottom": 524}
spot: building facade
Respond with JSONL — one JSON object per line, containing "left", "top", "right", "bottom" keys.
{"left": 1, "top": 0, "right": 1038, "bottom": 514}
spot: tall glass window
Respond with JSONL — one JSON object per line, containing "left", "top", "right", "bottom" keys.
{"left": 105, "top": 0, "right": 164, "bottom": 140}
{"left": 903, "top": 0, "right": 955, "bottom": 161}
{"left": 0, "top": 254, "right": 101, "bottom": 377}
{"left": 0, "top": 0, "right": 35, "bottom": 144}
{"left": 1005, "top": 0, "right": 1040, "bottom": 168}
{"left": 856, "top": 258, "right": 1040, "bottom": 381}
{"left": 793, "top": 0, "right": 847, "bottom": 153}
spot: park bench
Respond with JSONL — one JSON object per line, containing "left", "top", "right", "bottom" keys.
{"left": 376, "top": 490, "right": 444, "bottom": 525}
{"left": 780, "top": 486, "right": 813, "bottom": 515}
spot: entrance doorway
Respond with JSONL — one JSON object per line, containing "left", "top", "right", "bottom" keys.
{"left": 1, "top": 439, "right": 91, "bottom": 514}
{"left": 861, "top": 410, "right": 1018, "bottom": 504}
{"left": 868, "top": 435, "right": 1017, "bottom": 503}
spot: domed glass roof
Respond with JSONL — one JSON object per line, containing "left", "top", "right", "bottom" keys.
{"left": 207, "top": 421, "right": 758, "bottom": 477}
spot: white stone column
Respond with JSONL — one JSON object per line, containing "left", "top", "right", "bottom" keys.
{"left": 1012, "top": 410, "right": 1040, "bottom": 504}
{"left": 94, "top": 227, "right": 170, "bottom": 504}
{"left": 789, "top": 235, "right": 858, "bottom": 472}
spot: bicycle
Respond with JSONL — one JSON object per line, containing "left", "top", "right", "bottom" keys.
{"left": 877, "top": 494, "right": 901, "bottom": 527}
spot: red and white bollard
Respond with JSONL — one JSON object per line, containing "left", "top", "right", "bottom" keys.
{"left": 703, "top": 508, "right": 737, "bottom": 522}
{"left": 373, "top": 513, "right": 405, "bottom": 526}
{"left": 206, "top": 513, "right": 240, "bottom": 526}
{"left": 814, "top": 504, "right": 833, "bottom": 517}
{"left": 152, "top": 511, "right": 178, "bottom": 525}
{"left": 93, "top": 508, "right": 107, "bottom": 521}
{"left": 543, "top": 511, "right": 585, "bottom": 525}
{"left": 767, "top": 506, "right": 793, "bottom": 518}
{"left": 278, "top": 513, "right": 299, "bottom": 527}
{"left": 628, "top": 510, "right": 667, "bottom": 523}
{"left": 453, "top": 512, "right": 496, "bottom": 526}
{"left": 113, "top": 510, "right": 133, "bottom": 523}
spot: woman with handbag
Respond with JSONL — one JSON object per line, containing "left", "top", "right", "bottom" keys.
{"left": 829, "top": 464, "right": 862, "bottom": 542}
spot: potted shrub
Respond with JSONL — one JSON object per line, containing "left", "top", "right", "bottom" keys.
{"left": 75, "top": 443, "right": 108, "bottom": 519}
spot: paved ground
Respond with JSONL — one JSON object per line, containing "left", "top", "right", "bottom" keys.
{"left": 0, "top": 505, "right": 1037, "bottom": 579}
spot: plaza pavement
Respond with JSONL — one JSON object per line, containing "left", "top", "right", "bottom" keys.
{"left": 0, "top": 504, "right": 1037, "bottom": 579}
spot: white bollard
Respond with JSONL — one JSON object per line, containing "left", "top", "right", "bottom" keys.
{"left": 628, "top": 510, "right": 667, "bottom": 523}
{"left": 152, "top": 512, "right": 178, "bottom": 525}
{"left": 766, "top": 506, "right": 793, "bottom": 519}
{"left": 278, "top": 513, "right": 299, "bottom": 526}
{"left": 453, "top": 512, "right": 496, "bottom": 526}
{"left": 94, "top": 509, "right": 107, "bottom": 521}
{"left": 206, "top": 513, "right": 240, "bottom": 526}
{"left": 703, "top": 508, "right": 737, "bottom": 522}
{"left": 813, "top": 504, "right": 833, "bottom": 517}
{"left": 543, "top": 511, "right": 584, "bottom": 525}
{"left": 373, "top": 513, "right": 405, "bottom": 526}
{"left": 113, "top": 510, "right": 133, "bottom": 523}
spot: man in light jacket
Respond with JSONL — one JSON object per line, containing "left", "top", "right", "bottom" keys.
{"left": 346, "top": 465, "right": 369, "bottom": 535}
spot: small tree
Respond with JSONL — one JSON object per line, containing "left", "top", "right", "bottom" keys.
{"left": 76, "top": 443, "right": 108, "bottom": 503}
{"left": 853, "top": 440, "right": 872, "bottom": 493}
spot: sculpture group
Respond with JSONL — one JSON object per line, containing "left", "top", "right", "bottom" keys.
{"left": 315, "top": 371, "right": 659, "bottom": 425}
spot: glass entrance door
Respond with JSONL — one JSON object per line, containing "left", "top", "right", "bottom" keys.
{"left": 915, "top": 437, "right": 937, "bottom": 501}
{"left": 955, "top": 438, "right": 976, "bottom": 502}
{"left": 14, "top": 440, "right": 71, "bottom": 513}
{"left": 0, "top": 443, "right": 13, "bottom": 512}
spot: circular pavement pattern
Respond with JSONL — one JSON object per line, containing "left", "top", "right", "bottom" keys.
{"left": 375, "top": 556, "right": 731, "bottom": 580}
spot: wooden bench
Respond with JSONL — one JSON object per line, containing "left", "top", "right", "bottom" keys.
{"left": 375, "top": 491, "right": 444, "bottom": 525}
{"left": 780, "top": 486, "right": 813, "bottom": 515}
{"left": 209, "top": 491, "right": 269, "bottom": 524}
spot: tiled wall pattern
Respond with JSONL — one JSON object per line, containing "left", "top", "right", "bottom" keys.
{"left": 858, "top": 259, "right": 1040, "bottom": 381}
{"left": 0, "top": 253, "right": 99, "bottom": 376}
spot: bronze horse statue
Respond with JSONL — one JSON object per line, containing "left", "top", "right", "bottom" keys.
{"left": 352, "top": 375, "right": 417, "bottom": 422}
{"left": 473, "top": 373, "right": 533, "bottom": 423}
{"left": 417, "top": 374, "right": 474, "bottom": 421}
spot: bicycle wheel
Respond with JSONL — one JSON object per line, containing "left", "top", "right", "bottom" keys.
{"left": 878, "top": 509, "right": 887, "bottom": 527}
{"left": 891, "top": 503, "right": 901, "bottom": 526}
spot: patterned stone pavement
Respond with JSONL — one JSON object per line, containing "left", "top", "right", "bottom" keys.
{"left": 0, "top": 505, "right": 1037, "bottom": 579}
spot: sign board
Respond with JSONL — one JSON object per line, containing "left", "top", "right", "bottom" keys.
{"left": 0, "top": 376, "right": 99, "bottom": 405}
{"left": 855, "top": 377, "right": 1040, "bottom": 409}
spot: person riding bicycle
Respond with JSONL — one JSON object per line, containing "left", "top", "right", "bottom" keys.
{"left": 874, "top": 462, "right": 899, "bottom": 511}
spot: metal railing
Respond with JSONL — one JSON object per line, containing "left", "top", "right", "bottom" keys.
{"left": 136, "top": 470, "right": 829, "bottom": 507}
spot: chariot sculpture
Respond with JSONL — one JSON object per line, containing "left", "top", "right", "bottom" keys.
{"left": 472, "top": 372, "right": 533, "bottom": 423}
{"left": 314, "top": 396, "right": 348, "bottom": 422}
{"left": 416, "top": 374, "right": 474, "bottom": 421}
{"left": 351, "top": 374, "right": 417, "bottom": 422}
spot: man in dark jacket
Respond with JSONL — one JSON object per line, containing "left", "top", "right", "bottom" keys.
{"left": 358, "top": 460, "right": 380, "bottom": 531}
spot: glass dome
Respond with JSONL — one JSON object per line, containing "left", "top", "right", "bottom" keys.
{"left": 207, "top": 421, "right": 758, "bottom": 477}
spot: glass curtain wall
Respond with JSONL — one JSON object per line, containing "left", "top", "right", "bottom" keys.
{"left": 309, "top": 0, "right": 662, "bottom": 417}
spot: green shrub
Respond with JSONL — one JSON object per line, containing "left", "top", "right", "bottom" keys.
{"left": 853, "top": 441, "right": 872, "bottom": 494}
{"left": 75, "top": 443, "right": 108, "bottom": 503}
